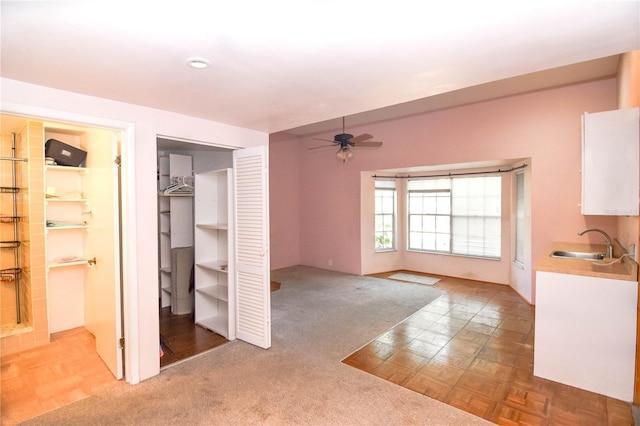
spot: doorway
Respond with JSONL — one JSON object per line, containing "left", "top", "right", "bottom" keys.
{"left": 0, "top": 113, "right": 125, "bottom": 421}
{"left": 156, "top": 137, "right": 234, "bottom": 367}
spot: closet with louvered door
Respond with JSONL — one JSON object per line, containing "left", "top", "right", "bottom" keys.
{"left": 193, "top": 168, "right": 235, "bottom": 339}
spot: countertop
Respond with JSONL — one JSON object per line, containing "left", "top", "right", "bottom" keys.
{"left": 534, "top": 241, "right": 638, "bottom": 282}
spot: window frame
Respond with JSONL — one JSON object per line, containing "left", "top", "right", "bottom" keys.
{"left": 374, "top": 180, "right": 397, "bottom": 252}
{"left": 406, "top": 175, "right": 502, "bottom": 260}
{"left": 514, "top": 171, "right": 525, "bottom": 266}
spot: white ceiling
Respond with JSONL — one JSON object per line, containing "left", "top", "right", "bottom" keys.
{"left": 1, "top": 1, "right": 638, "bottom": 137}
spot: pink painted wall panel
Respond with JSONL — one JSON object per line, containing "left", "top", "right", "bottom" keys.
{"left": 269, "top": 138, "right": 301, "bottom": 270}
{"left": 270, "top": 78, "right": 619, "bottom": 292}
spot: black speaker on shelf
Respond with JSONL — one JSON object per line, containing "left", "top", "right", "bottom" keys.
{"left": 44, "top": 139, "right": 87, "bottom": 167}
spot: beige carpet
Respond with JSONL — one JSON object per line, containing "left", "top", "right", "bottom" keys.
{"left": 24, "top": 266, "right": 489, "bottom": 425}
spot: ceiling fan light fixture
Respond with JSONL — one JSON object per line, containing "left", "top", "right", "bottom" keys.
{"left": 335, "top": 146, "right": 353, "bottom": 162}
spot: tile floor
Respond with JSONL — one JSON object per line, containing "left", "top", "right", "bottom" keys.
{"left": 1, "top": 327, "right": 121, "bottom": 425}
{"left": 344, "top": 272, "right": 633, "bottom": 425}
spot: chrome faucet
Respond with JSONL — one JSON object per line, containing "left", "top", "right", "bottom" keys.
{"left": 578, "top": 228, "right": 613, "bottom": 258}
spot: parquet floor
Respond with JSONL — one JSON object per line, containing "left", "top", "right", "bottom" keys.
{"left": 0, "top": 327, "right": 122, "bottom": 425}
{"left": 343, "top": 271, "right": 634, "bottom": 425}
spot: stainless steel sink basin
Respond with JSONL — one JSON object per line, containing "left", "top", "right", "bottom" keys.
{"left": 550, "top": 250, "right": 606, "bottom": 260}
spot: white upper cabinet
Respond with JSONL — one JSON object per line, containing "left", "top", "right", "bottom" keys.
{"left": 581, "top": 107, "right": 639, "bottom": 216}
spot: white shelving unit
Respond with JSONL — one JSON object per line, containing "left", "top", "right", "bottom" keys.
{"left": 45, "top": 146, "right": 90, "bottom": 333}
{"left": 157, "top": 153, "right": 193, "bottom": 310}
{"left": 194, "top": 168, "right": 235, "bottom": 339}
{"left": 45, "top": 165, "right": 90, "bottom": 269}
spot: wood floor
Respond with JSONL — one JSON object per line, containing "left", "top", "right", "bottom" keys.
{"left": 344, "top": 271, "right": 634, "bottom": 425}
{"left": 159, "top": 307, "right": 228, "bottom": 368}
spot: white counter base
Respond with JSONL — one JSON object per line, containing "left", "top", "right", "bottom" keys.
{"left": 534, "top": 271, "right": 637, "bottom": 401}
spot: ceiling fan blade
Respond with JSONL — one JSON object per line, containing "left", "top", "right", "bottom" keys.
{"left": 353, "top": 141, "right": 383, "bottom": 147}
{"left": 308, "top": 144, "right": 337, "bottom": 150}
{"left": 313, "top": 137, "right": 338, "bottom": 143}
{"left": 349, "top": 133, "right": 374, "bottom": 144}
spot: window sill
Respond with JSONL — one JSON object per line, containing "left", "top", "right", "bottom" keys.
{"left": 406, "top": 249, "right": 501, "bottom": 261}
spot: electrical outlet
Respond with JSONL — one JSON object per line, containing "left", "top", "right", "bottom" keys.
{"left": 328, "top": 259, "right": 333, "bottom": 266}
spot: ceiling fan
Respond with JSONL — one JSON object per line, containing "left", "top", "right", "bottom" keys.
{"left": 311, "top": 117, "right": 383, "bottom": 162}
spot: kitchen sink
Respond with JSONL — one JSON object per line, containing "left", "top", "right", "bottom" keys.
{"left": 550, "top": 250, "right": 606, "bottom": 260}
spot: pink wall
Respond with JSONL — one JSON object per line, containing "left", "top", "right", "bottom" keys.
{"left": 269, "top": 138, "right": 301, "bottom": 270}
{"left": 270, "top": 78, "right": 619, "bottom": 291}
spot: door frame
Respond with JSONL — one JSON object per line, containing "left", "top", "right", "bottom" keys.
{"left": 1, "top": 101, "right": 139, "bottom": 383}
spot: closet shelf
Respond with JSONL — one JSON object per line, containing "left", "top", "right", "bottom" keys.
{"left": 48, "top": 259, "right": 89, "bottom": 269}
{"left": 196, "top": 223, "right": 228, "bottom": 230}
{"left": 196, "top": 260, "right": 228, "bottom": 273}
{"left": 46, "top": 198, "right": 88, "bottom": 203}
{"left": 46, "top": 165, "right": 88, "bottom": 173}
{"left": 196, "top": 316, "right": 229, "bottom": 336}
{"left": 46, "top": 225, "right": 88, "bottom": 231}
{"left": 196, "top": 285, "right": 229, "bottom": 301}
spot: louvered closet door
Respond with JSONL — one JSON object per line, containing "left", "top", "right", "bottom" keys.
{"left": 233, "top": 146, "right": 271, "bottom": 349}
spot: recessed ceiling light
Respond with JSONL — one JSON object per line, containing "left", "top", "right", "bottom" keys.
{"left": 187, "top": 58, "right": 211, "bottom": 69}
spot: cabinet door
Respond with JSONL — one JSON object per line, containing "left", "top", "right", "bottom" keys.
{"left": 233, "top": 146, "right": 270, "bottom": 349}
{"left": 582, "top": 107, "right": 639, "bottom": 215}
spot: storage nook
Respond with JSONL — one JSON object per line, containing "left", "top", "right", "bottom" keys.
{"left": 0, "top": 114, "right": 123, "bottom": 378}
{"left": 43, "top": 123, "right": 121, "bottom": 346}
